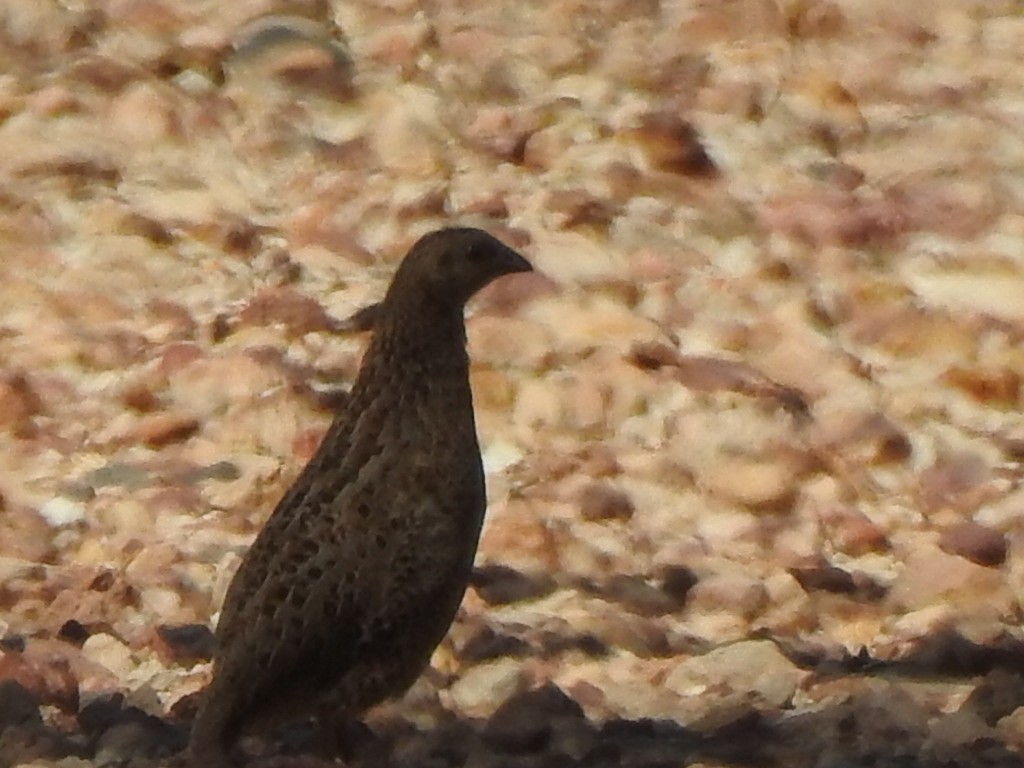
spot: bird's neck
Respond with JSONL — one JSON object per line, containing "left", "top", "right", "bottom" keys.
{"left": 351, "top": 304, "right": 470, "bottom": 399}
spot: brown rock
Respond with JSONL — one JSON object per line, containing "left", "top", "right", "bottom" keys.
{"left": 585, "top": 573, "right": 680, "bottom": 617}
{"left": 546, "top": 189, "right": 619, "bottom": 231}
{"left": 150, "top": 624, "right": 215, "bottom": 666}
{"left": 0, "top": 509, "right": 58, "bottom": 562}
{"left": 454, "top": 625, "right": 531, "bottom": 663}
{"left": 118, "top": 380, "right": 160, "bottom": 412}
{"left": 622, "top": 112, "right": 718, "bottom": 177}
{"left": 578, "top": 482, "right": 634, "bottom": 522}
{"left": 0, "top": 679, "right": 41, "bottom": 730}
{"left": 790, "top": 0, "right": 846, "bottom": 38}
{"left": 630, "top": 346, "right": 810, "bottom": 419}
{"left": 789, "top": 558, "right": 886, "bottom": 600}
{"left": 189, "top": 214, "right": 266, "bottom": 258}
{"left": 942, "top": 365, "right": 1022, "bottom": 408}
{"left": 482, "top": 684, "right": 584, "bottom": 754}
{"left": 917, "top": 450, "right": 992, "bottom": 513}
{"left": 0, "top": 647, "right": 79, "bottom": 713}
{"left": 129, "top": 412, "right": 200, "bottom": 447}
{"left": 677, "top": 0, "right": 786, "bottom": 42}
{"left": 656, "top": 565, "right": 699, "bottom": 606}
{"left": 0, "top": 373, "right": 43, "bottom": 436}
{"left": 938, "top": 522, "right": 1007, "bottom": 567}
{"left": 470, "top": 564, "right": 557, "bottom": 606}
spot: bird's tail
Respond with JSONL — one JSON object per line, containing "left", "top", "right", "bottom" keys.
{"left": 187, "top": 690, "right": 237, "bottom": 768}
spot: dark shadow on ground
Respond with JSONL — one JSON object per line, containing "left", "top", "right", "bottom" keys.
{"left": 3, "top": 627, "right": 1024, "bottom": 768}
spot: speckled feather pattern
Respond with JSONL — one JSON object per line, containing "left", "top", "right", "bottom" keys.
{"left": 189, "top": 228, "right": 531, "bottom": 766}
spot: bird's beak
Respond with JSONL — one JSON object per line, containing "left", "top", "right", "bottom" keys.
{"left": 500, "top": 245, "right": 533, "bottom": 276}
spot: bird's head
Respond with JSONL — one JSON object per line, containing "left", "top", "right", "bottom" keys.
{"left": 384, "top": 227, "right": 533, "bottom": 311}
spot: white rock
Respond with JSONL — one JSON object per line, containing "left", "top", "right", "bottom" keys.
{"left": 482, "top": 439, "right": 523, "bottom": 476}
{"left": 445, "top": 658, "right": 526, "bottom": 717}
{"left": 82, "top": 633, "right": 134, "bottom": 679}
{"left": 665, "top": 640, "right": 804, "bottom": 709}
{"left": 38, "top": 497, "right": 86, "bottom": 527}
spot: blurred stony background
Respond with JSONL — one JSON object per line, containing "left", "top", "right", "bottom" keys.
{"left": 2, "top": 1, "right": 1024, "bottom": 766}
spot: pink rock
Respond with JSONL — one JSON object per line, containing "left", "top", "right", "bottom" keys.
{"left": 819, "top": 507, "right": 890, "bottom": 555}
{"left": 888, "top": 545, "right": 1010, "bottom": 613}
{"left": 464, "top": 106, "right": 540, "bottom": 162}
{"left": 157, "top": 342, "right": 204, "bottom": 376}
{"left": 68, "top": 55, "right": 139, "bottom": 92}
{"left": 108, "top": 82, "right": 183, "bottom": 145}
{"left": 886, "top": 174, "right": 998, "bottom": 240}
{"left": 758, "top": 188, "right": 905, "bottom": 248}
{"left": 292, "top": 426, "right": 327, "bottom": 463}
{"left": 479, "top": 499, "right": 561, "bottom": 572}
{"left": 237, "top": 286, "right": 339, "bottom": 337}
{"left": 364, "top": 21, "right": 432, "bottom": 76}
{"left": 473, "top": 270, "right": 557, "bottom": 315}
{"left": 816, "top": 411, "right": 912, "bottom": 467}
{"left": 688, "top": 574, "right": 769, "bottom": 619}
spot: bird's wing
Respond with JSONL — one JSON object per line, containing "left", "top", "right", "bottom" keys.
{"left": 207, "top": 431, "right": 418, "bottom": 727}
{"left": 206, "top": 390, "right": 483, "bottom": 734}
{"left": 203, "top": 414, "right": 364, "bottom": 719}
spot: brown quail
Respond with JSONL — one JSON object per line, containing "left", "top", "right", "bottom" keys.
{"left": 188, "top": 227, "right": 532, "bottom": 765}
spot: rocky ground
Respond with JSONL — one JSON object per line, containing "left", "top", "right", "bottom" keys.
{"left": 2, "top": 1, "right": 1024, "bottom": 766}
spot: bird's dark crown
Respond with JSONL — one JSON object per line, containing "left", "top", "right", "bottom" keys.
{"left": 384, "top": 227, "right": 532, "bottom": 311}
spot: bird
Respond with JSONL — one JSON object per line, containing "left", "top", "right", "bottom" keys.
{"left": 188, "top": 227, "right": 532, "bottom": 766}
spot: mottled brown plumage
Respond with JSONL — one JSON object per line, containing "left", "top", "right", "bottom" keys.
{"left": 189, "top": 227, "right": 531, "bottom": 765}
